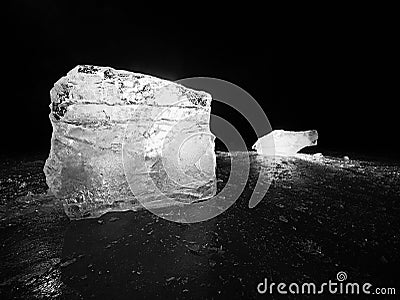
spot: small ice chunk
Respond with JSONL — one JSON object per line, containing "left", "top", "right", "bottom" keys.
{"left": 252, "top": 130, "right": 318, "bottom": 156}
{"left": 313, "top": 153, "right": 324, "bottom": 159}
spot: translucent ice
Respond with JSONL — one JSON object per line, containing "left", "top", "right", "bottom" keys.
{"left": 44, "top": 65, "right": 216, "bottom": 219}
{"left": 252, "top": 130, "right": 318, "bottom": 156}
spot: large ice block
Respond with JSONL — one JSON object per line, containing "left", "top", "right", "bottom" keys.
{"left": 252, "top": 130, "right": 318, "bottom": 156}
{"left": 44, "top": 65, "right": 216, "bottom": 219}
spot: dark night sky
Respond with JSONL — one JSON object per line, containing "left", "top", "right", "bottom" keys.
{"left": 3, "top": 2, "right": 398, "bottom": 159}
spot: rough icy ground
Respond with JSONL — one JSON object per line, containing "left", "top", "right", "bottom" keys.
{"left": 0, "top": 152, "right": 399, "bottom": 299}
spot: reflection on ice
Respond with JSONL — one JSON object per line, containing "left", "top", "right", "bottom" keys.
{"left": 0, "top": 153, "right": 399, "bottom": 298}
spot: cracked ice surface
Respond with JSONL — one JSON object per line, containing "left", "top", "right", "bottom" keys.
{"left": 44, "top": 65, "right": 216, "bottom": 219}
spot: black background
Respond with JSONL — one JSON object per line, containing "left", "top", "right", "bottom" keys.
{"left": 3, "top": 2, "right": 398, "bottom": 159}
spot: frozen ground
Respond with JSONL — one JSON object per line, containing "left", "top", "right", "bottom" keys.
{"left": 0, "top": 152, "right": 399, "bottom": 299}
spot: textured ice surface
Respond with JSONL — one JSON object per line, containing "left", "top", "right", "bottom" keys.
{"left": 1, "top": 153, "right": 399, "bottom": 298}
{"left": 44, "top": 65, "right": 216, "bottom": 219}
{"left": 252, "top": 130, "right": 318, "bottom": 156}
